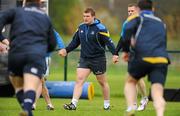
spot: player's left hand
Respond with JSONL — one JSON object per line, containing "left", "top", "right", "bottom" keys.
{"left": 112, "top": 55, "right": 119, "bottom": 64}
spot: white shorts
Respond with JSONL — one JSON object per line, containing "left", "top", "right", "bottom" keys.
{"left": 44, "top": 56, "right": 51, "bottom": 78}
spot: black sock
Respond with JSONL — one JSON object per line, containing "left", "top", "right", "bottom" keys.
{"left": 16, "top": 89, "right": 24, "bottom": 109}
{"left": 23, "top": 90, "right": 36, "bottom": 116}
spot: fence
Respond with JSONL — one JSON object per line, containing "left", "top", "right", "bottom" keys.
{"left": 61, "top": 49, "right": 180, "bottom": 81}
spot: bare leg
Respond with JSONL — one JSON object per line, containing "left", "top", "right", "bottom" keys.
{"left": 151, "top": 83, "right": 165, "bottom": 116}
{"left": 41, "top": 78, "right": 54, "bottom": 110}
{"left": 23, "top": 73, "right": 41, "bottom": 92}
{"left": 9, "top": 76, "right": 24, "bottom": 108}
{"left": 137, "top": 79, "right": 147, "bottom": 97}
{"left": 136, "top": 78, "right": 149, "bottom": 111}
{"left": 9, "top": 76, "right": 23, "bottom": 93}
{"left": 63, "top": 68, "right": 91, "bottom": 110}
{"left": 22, "top": 73, "right": 41, "bottom": 115}
{"left": 96, "top": 73, "right": 110, "bottom": 109}
{"left": 72, "top": 68, "right": 91, "bottom": 104}
{"left": 124, "top": 75, "right": 138, "bottom": 112}
{"left": 32, "top": 80, "right": 42, "bottom": 110}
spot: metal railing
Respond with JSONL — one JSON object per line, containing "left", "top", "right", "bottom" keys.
{"left": 62, "top": 49, "right": 180, "bottom": 81}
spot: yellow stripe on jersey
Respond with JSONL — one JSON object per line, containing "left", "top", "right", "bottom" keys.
{"left": 127, "top": 14, "right": 139, "bottom": 22}
{"left": 75, "top": 28, "right": 79, "bottom": 32}
{"left": 143, "top": 57, "right": 168, "bottom": 64}
{"left": 99, "top": 32, "right": 110, "bottom": 37}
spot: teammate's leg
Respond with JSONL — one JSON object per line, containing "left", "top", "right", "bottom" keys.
{"left": 151, "top": 83, "right": 165, "bottom": 116}
{"left": 9, "top": 76, "right": 24, "bottom": 108}
{"left": 32, "top": 80, "right": 42, "bottom": 110}
{"left": 149, "top": 64, "right": 167, "bottom": 116}
{"left": 136, "top": 79, "right": 149, "bottom": 111}
{"left": 41, "top": 78, "right": 54, "bottom": 110}
{"left": 124, "top": 75, "right": 138, "bottom": 115}
{"left": 21, "top": 73, "right": 41, "bottom": 116}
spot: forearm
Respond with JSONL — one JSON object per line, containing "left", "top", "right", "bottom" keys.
{"left": 66, "top": 33, "right": 80, "bottom": 53}
{"left": 54, "top": 30, "right": 65, "bottom": 49}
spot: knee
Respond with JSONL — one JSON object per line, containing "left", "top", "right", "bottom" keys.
{"left": 75, "top": 77, "right": 85, "bottom": 86}
{"left": 126, "top": 75, "right": 137, "bottom": 84}
{"left": 99, "top": 81, "right": 109, "bottom": 88}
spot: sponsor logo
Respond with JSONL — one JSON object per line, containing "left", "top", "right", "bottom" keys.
{"left": 80, "top": 30, "right": 84, "bottom": 33}
{"left": 91, "top": 31, "right": 95, "bottom": 35}
{"left": 95, "top": 71, "right": 103, "bottom": 75}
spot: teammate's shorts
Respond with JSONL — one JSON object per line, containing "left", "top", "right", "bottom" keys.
{"left": 128, "top": 58, "right": 168, "bottom": 85}
{"left": 78, "top": 57, "right": 106, "bottom": 75}
{"left": 8, "top": 53, "right": 46, "bottom": 78}
{"left": 44, "top": 56, "right": 51, "bottom": 78}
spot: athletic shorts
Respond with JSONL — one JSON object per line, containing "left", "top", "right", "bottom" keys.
{"left": 44, "top": 56, "right": 51, "bottom": 78}
{"left": 78, "top": 57, "right": 106, "bottom": 75}
{"left": 8, "top": 53, "right": 46, "bottom": 78}
{"left": 128, "top": 58, "right": 168, "bottom": 86}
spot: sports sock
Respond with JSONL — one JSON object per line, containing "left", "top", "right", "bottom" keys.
{"left": 126, "top": 105, "right": 137, "bottom": 112}
{"left": 104, "top": 100, "right": 110, "bottom": 108}
{"left": 16, "top": 89, "right": 24, "bottom": 109}
{"left": 133, "top": 102, "right": 137, "bottom": 109}
{"left": 23, "top": 90, "right": 36, "bottom": 116}
{"left": 71, "top": 98, "right": 78, "bottom": 107}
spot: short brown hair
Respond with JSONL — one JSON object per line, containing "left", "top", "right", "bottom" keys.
{"left": 84, "top": 7, "right": 95, "bottom": 16}
{"left": 128, "top": 3, "right": 138, "bottom": 7}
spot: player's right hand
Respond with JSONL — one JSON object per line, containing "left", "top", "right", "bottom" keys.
{"left": 58, "top": 48, "right": 67, "bottom": 57}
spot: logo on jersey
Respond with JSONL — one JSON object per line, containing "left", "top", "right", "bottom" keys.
{"left": 91, "top": 31, "right": 95, "bottom": 35}
{"left": 80, "top": 30, "right": 84, "bottom": 33}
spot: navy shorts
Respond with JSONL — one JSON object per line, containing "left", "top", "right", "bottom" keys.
{"left": 128, "top": 58, "right": 168, "bottom": 85}
{"left": 78, "top": 57, "right": 106, "bottom": 75}
{"left": 8, "top": 53, "right": 46, "bottom": 78}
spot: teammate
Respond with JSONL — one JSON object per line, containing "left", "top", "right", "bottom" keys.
{"left": 31, "top": 0, "right": 66, "bottom": 110}
{"left": 123, "top": 3, "right": 149, "bottom": 111}
{"left": 32, "top": 30, "right": 66, "bottom": 110}
{"left": 0, "top": 0, "right": 57, "bottom": 116}
{"left": 113, "top": 0, "right": 170, "bottom": 115}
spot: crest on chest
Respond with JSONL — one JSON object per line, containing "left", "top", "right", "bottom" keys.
{"left": 90, "top": 31, "right": 95, "bottom": 35}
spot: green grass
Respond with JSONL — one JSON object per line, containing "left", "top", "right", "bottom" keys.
{"left": 0, "top": 97, "right": 180, "bottom": 116}
{"left": 0, "top": 53, "right": 180, "bottom": 116}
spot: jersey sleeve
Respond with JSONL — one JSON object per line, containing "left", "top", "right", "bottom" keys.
{"left": 54, "top": 30, "right": 65, "bottom": 49}
{"left": 0, "top": 8, "right": 15, "bottom": 41}
{"left": 47, "top": 25, "right": 57, "bottom": 52}
{"left": 116, "top": 14, "right": 140, "bottom": 53}
{"left": 99, "top": 29, "right": 116, "bottom": 55}
{"left": 65, "top": 29, "right": 80, "bottom": 53}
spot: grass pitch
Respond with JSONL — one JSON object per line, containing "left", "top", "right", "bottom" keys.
{"left": 0, "top": 53, "right": 180, "bottom": 116}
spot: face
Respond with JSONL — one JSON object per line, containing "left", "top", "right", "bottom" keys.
{"left": 40, "top": 0, "right": 47, "bottom": 12}
{"left": 128, "top": 6, "right": 139, "bottom": 16}
{"left": 83, "top": 12, "right": 95, "bottom": 25}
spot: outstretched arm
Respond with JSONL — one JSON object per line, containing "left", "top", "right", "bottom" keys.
{"left": 53, "top": 30, "right": 67, "bottom": 57}
{"left": 99, "top": 30, "right": 116, "bottom": 55}
{"left": 65, "top": 30, "right": 80, "bottom": 53}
